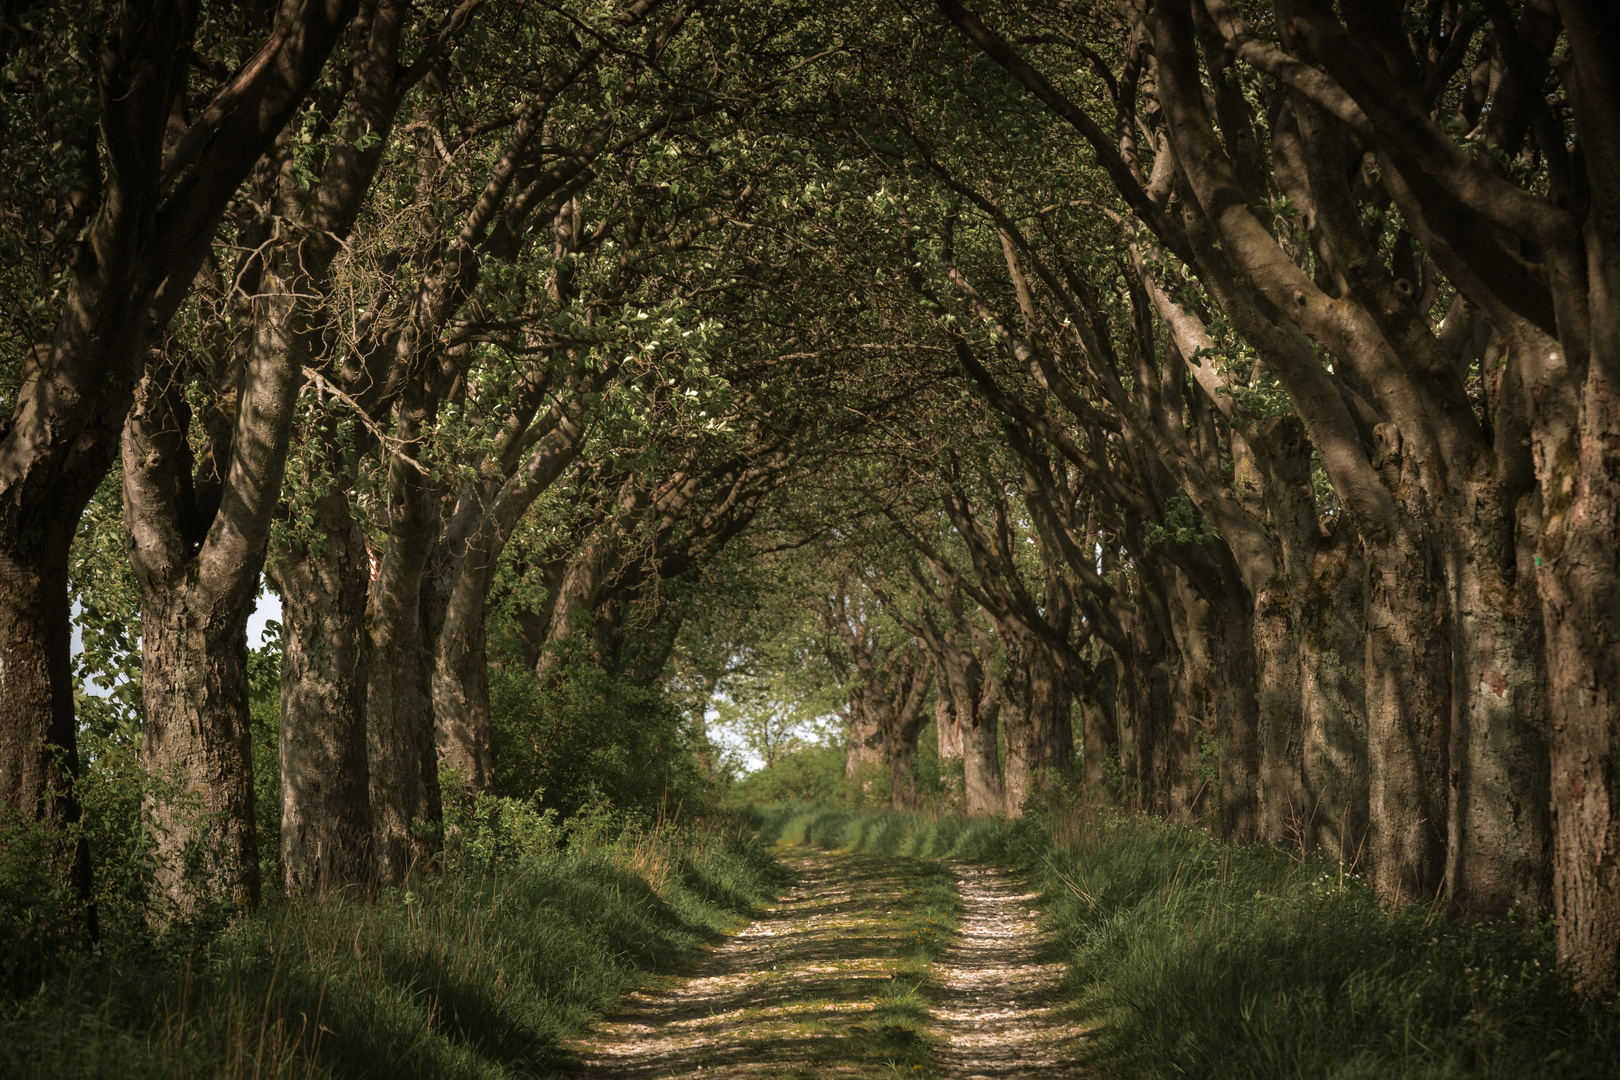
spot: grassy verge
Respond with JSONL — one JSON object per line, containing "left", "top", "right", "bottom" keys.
{"left": 1, "top": 814, "right": 785, "bottom": 1080}
{"left": 748, "top": 801, "right": 1620, "bottom": 1080}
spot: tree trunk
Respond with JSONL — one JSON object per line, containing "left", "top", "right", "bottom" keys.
{"left": 1538, "top": 0, "right": 1620, "bottom": 995}
{"left": 1169, "top": 571, "right": 1209, "bottom": 822}
{"left": 997, "top": 656, "right": 1034, "bottom": 817}
{"left": 1078, "top": 655, "right": 1119, "bottom": 804}
{"left": 367, "top": 453, "right": 443, "bottom": 887}
{"left": 997, "top": 641, "right": 1070, "bottom": 817}
{"left": 1029, "top": 644, "right": 1073, "bottom": 788}
{"left": 934, "top": 697, "right": 964, "bottom": 802}
{"left": 962, "top": 686, "right": 1003, "bottom": 817}
{"left": 940, "top": 644, "right": 1003, "bottom": 816}
{"left": 1444, "top": 471, "right": 1550, "bottom": 920}
{"left": 270, "top": 488, "right": 374, "bottom": 896}
{"left": 889, "top": 727, "right": 920, "bottom": 811}
{"left": 433, "top": 607, "right": 494, "bottom": 794}
{"left": 1543, "top": 385, "right": 1620, "bottom": 992}
{"left": 429, "top": 486, "right": 496, "bottom": 797}
{"left": 924, "top": 627, "right": 1002, "bottom": 814}
{"left": 936, "top": 696, "right": 964, "bottom": 760}
{"left": 137, "top": 583, "right": 261, "bottom": 913}
{"left": 1209, "top": 594, "right": 1262, "bottom": 843}
{"left": 1253, "top": 578, "right": 1305, "bottom": 846}
{"left": 0, "top": 532, "right": 96, "bottom": 930}
{"left": 843, "top": 694, "right": 885, "bottom": 791}
{"left": 1121, "top": 589, "right": 1175, "bottom": 817}
{"left": 1364, "top": 476, "right": 1451, "bottom": 906}
{"left": 1298, "top": 529, "right": 1369, "bottom": 863}
{"left": 1113, "top": 642, "right": 1141, "bottom": 811}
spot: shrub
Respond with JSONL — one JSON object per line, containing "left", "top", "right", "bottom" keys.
{"left": 490, "top": 640, "right": 715, "bottom": 825}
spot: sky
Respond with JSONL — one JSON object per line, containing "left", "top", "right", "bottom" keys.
{"left": 72, "top": 590, "right": 283, "bottom": 696}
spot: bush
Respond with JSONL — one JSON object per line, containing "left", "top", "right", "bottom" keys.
{"left": 730, "top": 742, "right": 848, "bottom": 804}
{"left": 490, "top": 641, "right": 714, "bottom": 824}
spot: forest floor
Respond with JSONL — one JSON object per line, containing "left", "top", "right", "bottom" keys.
{"left": 565, "top": 847, "right": 1087, "bottom": 1078}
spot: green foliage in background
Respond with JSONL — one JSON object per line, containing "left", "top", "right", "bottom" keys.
{"left": 490, "top": 636, "right": 717, "bottom": 825}
{"left": 727, "top": 717, "right": 958, "bottom": 812}
{"left": 730, "top": 742, "right": 848, "bottom": 804}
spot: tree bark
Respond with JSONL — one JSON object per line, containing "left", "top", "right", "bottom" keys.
{"left": 1077, "top": 654, "right": 1119, "bottom": 804}
{"left": 1120, "top": 575, "right": 1175, "bottom": 816}
{"left": 1199, "top": 591, "right": 1261, "bottom": 843}
{"left": 1363, "top": 474, "right": 1452, "bottom": 906}
{"left": 135, "top": 583, "right": 261, "bottom": 913}
{"left": 936, "top": 696, "right": 963, "bottom": 761}
{"left": 1169, "top": 570, "right": 1212, "bottom": 822}
{"left": 843, "top": 694, "right": 884, "bottom": 788}
{"left": 270, "top": 487, "right": 374, "bottom": 896}
{"left": 0, "top": 531, "right": 95, "bottom": 929}
{"left": 1253, "top": 576, "right": 1305, "bottom": 846}
{"left": 938, "top": 635, "right": 1003, "bottom": 816}
{"left": 1443, "top": 467, "right": 1551, "bottom": 918}
{"left": 996, "top": 638, "right": 1071, "bottom": 817}
{"left": 1298, "top": 528, "right": 1369, "bottom": 863}
{"left": 367, "top": 447, "right": 443, "bottom": 887}
{"left": 889, "top": 721, "right": 922, "bottom": 811}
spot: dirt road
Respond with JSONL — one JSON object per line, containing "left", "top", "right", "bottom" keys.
{"left": 566, "top": 848, "right": 1084, "bottom": 1078}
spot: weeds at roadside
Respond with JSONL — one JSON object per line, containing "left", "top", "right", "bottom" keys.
{"left": 749, "top": 801, "right": 1620, "bottom": 1080}
{"left": 1, "top": 813, "right": 785, "bottom": 1080}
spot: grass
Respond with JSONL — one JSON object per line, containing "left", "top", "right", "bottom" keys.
{"left": 854, "top": 854, "right": 957, "bottom": 1074}
{"left": 747, "top": 800, "right": 1620, "bottom": 1080}
{"left": 1, "top": 813, "right": 786, "bottom": 1080}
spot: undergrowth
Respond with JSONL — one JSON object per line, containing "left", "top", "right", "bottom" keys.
{"left": 1, "top": 810, "right": 785, "bottom": 1080}
{"left": 748, "top": 801, "right": 1620, "bottom": 1080}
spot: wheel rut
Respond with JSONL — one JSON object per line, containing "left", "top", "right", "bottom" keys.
{"left": 934, "top": 862, "right": 1086, "bottom": 1078}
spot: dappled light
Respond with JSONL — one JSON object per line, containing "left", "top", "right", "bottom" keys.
{"left": 4, "top": 0, "right": 1619, "bottom": 1076}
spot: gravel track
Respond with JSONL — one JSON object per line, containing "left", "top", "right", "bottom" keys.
{"left": 933, "top": 862, "right": 1086, "bottom": 1078}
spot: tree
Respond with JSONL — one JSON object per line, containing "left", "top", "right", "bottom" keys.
{"left": 1, "top": 0, "right": 357, "bottom": 920}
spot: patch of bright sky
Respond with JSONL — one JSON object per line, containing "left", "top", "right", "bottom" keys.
{"left": 72, "top": 589, "right": 283, "bottom": 697}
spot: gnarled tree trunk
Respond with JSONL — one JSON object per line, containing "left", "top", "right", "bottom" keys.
{"left": 842, "top": 694, "right": 884, "bottom": 788}
{"left": 367, "top": 444, "right": 443, "bottom": 886}
{"left": 1077, "top": 655, "right": 1119, "bottom": 804}
{"left": 0, "top": 530, "right": 95, "bottom": 930}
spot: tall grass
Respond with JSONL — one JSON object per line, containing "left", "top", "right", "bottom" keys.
{"left": 749, "top": 801, "right": 1619, "bottom": 1080}
{"left": 2, "top": 813, "right": 785, "bottom": 1080}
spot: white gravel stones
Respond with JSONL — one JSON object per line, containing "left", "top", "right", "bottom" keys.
{"left": 933, "top": 863, "right": 1087, "bottom": 1078}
